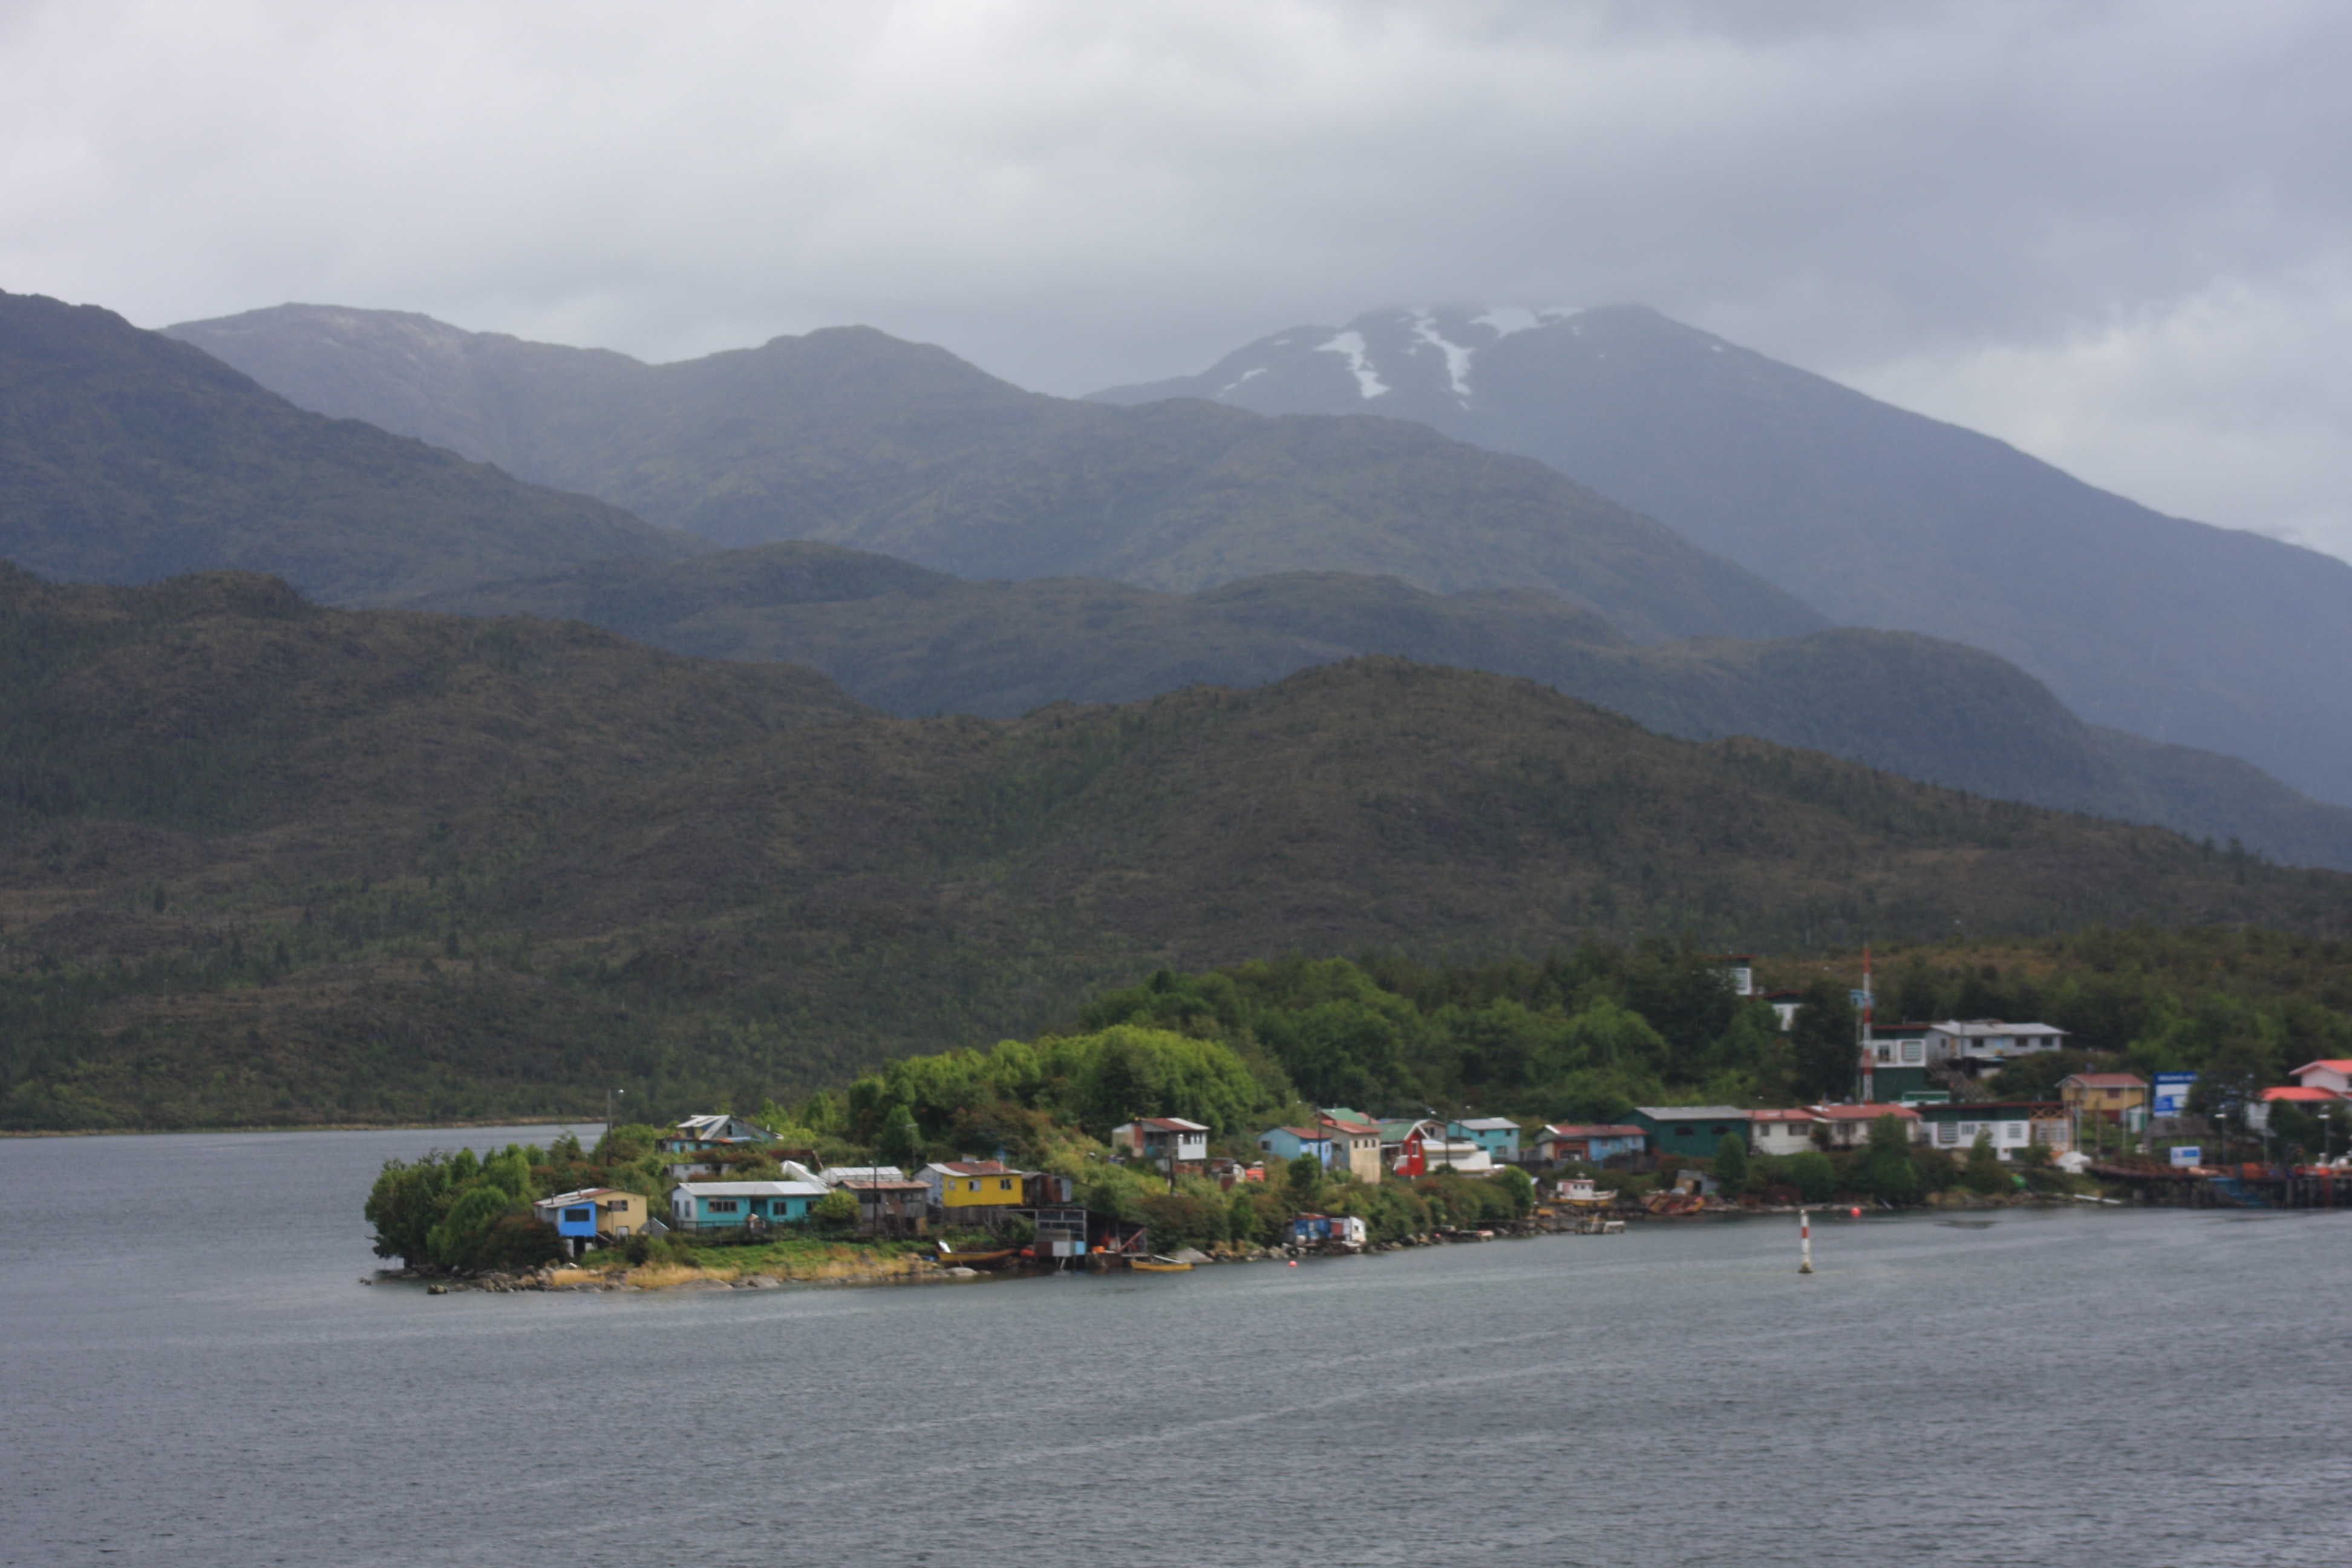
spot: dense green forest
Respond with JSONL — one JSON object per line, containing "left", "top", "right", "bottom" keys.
{"left": 5, "top": 567, "right": 2348, "bottom": 1132}
{"left": 420, "top": 541, "right": 2352, "bottom": 870}
{"left": 804, "top": 927, "right": 2352, "bottom": 1148}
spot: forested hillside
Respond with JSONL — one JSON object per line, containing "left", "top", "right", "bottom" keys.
{"left": 421, "top": 541, "right": 2352, "bottom": 869}
{"left": 3, "top": 566, "right": 2346, "bottom": 1131}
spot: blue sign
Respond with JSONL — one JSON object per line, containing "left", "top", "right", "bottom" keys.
{"left": 2169, "top": 1146, "right": 2202, "bottom": 1168}
{"left": 1849, "top": 990, "right": 1873, "bottom": 1010}
{"left": 2153, "top": 1073, "right": 2197, "bottom": 1117}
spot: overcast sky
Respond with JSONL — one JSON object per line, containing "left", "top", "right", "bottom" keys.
{"left": 5, "top": 0, "right": 2350, "bottom": 560}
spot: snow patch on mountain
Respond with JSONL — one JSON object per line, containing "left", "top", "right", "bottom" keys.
{"left": 1407, "top": 309, "right": 1475, "bottom": 402}
{"left": 1472, "top": 305, "right": 1584, "bottom": 339}
{"left": 1318, "top": 330, "right": 1389, "bottom": 399}
{"left": 1217, "top": 365, "right": 1268, "bottom": 395}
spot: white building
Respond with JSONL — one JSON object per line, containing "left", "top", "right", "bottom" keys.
{"left": 1748, "top": 1109, "right": 1823, "bottom": 1157}
{"left": 1112, "top": 1117, "right": 1210, "bottom": 1166}
{"left": 1924, "top": 1021, "right": 2069, "bottom": 1073}
{"left": 1866, "top": 1030, "right": 1931, "bottom": 1073}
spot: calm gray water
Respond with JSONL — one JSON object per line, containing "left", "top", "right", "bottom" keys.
{"left": 4, "top": 1125, "right": 2348, "bottom": 1568}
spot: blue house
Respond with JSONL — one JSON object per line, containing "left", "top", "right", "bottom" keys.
{"left": 668, "top": 1180, "right": 828, "bottom": 1232}
{"left": 1258, "top": 1125, "right": 1335, "bottom": 1165}
{"left": 1451, "top": 1117, "right": 1523, "bottom": 1162}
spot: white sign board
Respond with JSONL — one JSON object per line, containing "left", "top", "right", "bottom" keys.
{"left": 2152, "top": 1073, "right": 2197, "bottom": 1117}
{"left": 2169, "top": 1146, "right": 2202, "bottom": 1168}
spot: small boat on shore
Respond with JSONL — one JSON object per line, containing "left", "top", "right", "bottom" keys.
{"left": 1130, "top": 1255, "right": 1193, "bottom": 1273}
{"left": 935, "top": 1241, "right": 1019, "bottom": 1268}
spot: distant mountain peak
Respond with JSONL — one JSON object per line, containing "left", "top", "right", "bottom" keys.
{"left": 1095, "top": 304, "right": 1656, "bottom": 419}
{"left": 1092, "top": 301, "right": 2352, "bottom": 809}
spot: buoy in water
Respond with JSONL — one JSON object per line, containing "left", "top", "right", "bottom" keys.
{"left": 1849, "top": 1207, "right": 1862, "bottom": 1218}
{"left": 1288, "top": 1258, "right": 1298, "bottom": 1267}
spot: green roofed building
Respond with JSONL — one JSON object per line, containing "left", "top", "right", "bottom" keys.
{"left": 1626, "top": 1106, "right": 1753, "bottom": 1159}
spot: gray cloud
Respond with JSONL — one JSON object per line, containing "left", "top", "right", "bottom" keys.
{"left": 4, "top": 0, "right": 2348, "bottom": 557}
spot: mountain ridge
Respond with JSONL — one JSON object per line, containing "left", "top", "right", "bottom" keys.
{"left": 413, "top": 540, "right": 2352, "bottom": 871}
{"left": 165, "top": 302, "right": 1825, "bottom": 644}
{"left": 0, "top": 291, "right": 702, "bottom": 604}
{"left": 1091, "top": 303, "right": 2352, "bottom": 808}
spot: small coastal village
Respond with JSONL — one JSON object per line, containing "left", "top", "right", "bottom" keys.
{"left": 367, "top": 961, "right": 2352, "bottom": 1294}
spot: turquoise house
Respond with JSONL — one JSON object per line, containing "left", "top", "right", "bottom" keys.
{"left": 668, "top": 1180, "right": 828, "bottom": 1232}
{"left": 1451, "top": 1117, "right": 1523, "bottom": 1161}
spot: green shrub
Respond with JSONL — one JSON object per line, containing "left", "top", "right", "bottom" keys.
{"left": 1783, "top": 1149, "right": 1835, "bottom": 1204}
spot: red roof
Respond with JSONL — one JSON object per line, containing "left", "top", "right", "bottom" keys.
{"left": 1319, "top": 1117, "right": 1382, "bottom": 1136}
{"left": 1811, "top": 1103, "right": 1921, "bottom": 1121}
{"left": 2292, "top": 1059, "right": 2352, "bottom": 1077}
{"left": 2262, "top": 1086, "right": 2346, "bottom": 1103}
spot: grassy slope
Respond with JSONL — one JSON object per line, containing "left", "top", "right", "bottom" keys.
{"left": 419, "top": 543, "right": 2352, "bottom": 871}
{"left": 5, "top": 569, "right": 2348, "bottom": 1131}
{"left": 1, "top": 292, "right": 700, "bottom": 605}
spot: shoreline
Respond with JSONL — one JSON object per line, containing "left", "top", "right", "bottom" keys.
{"left": 382, "top": 1195, "right": 2103, "bottom": 1295}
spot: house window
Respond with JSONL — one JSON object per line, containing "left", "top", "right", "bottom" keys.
{"left": 1936, "top": 1123, "right": 1958, "bottom": 1145}
{"left": 999, "top": 1178, "right": 1013, "bottom": 1191}
{"left": 708, "top": 1200, "right": 740, "bottom": 1214}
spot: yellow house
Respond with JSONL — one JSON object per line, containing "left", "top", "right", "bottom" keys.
{"left": 933, "top": 1161, "right": 1026, "bottom": 1212}
{"left": 2059, "top": 1073, "right": 2150, "bottom": 1124}
{"left": 533, "top": 1187, "right": 651, "bottom": 1253}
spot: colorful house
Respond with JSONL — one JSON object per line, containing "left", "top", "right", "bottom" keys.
{"left": 1258, "top": 1125, "right": 1334, "bottom": 1166}
{"left": 1860, "top": 1027, "right": 1933, "bottom": 1102}
{"left": 2288, "top": 1060, "right": 2352, "bottom": 1096}
{"left": 1627, "top": 1106, "right": 1754, "bottom": 1159}
{"left": 924, "top": 1160, "right": 1028, "bottom": 1217}
{"left": 2058, "top": 1073, "right": 2151, "bottom": 1125}
{"left": 1317, "top": 1111, "right": 1387, "bottom": 1183}
{"left": 1451, "top": 1117, "right": 1523, "bottom": 1163}
{"left": 1113, "top": 1117, "right": 1210, "bottom": 1169}
{"left": 667, "top": 1180, "right": 827, "bottom": 1231}
{"left": 1530, "top": 1124, "right": 1647, "bottom": 1165}
{"left": 531, "top": 1187, "right": 651, "bottom": 1254}
{"left": 659, "top": 1114, "right": 777, "bottom": 1180}
{"left": 1290, "top": 1213, "right": 1368, "bottom": 1249}
{"left": 1380, "top": 1119, "right": 1446, "bottom": 1176}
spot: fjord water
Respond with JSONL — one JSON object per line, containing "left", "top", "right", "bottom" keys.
{"left": 5, "top": 1129, "right": 2347, "bottom": 1567}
